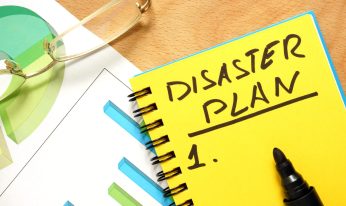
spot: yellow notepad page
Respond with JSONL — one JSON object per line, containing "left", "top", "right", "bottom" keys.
{"left": 130, "top": 12, "right": 346, "bottom": 206}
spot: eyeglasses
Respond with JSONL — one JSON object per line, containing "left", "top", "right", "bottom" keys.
{"left": 0, "top": 0, "right": 151, "bottom": 101}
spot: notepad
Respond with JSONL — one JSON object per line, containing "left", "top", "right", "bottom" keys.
{"left": 129, "top": 12, "right": 346, "bottom": 206}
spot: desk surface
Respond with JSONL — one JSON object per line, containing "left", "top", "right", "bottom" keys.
{"left": 59, "top": 0, "right": 345, "bottom": 92}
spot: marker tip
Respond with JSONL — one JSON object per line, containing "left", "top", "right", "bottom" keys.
{"left": 273, "top": 147, "right": 287, "bottom": 164}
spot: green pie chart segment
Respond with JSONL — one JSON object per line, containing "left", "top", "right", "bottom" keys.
{"left": 0, "top": 6, "right": 65, "bottom": 143}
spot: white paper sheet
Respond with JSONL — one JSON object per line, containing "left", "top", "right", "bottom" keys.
{"left": 0, "top": 1, "right": 162, "bottom": 205}
{"left": 0, "top": 69, "right": 162, "bottom": 205}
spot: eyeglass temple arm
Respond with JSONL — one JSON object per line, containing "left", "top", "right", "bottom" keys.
{"left": 137, "top": 0, "right": 151, "bottom": 13}
{"left": 22, "top": 0, "right": 151, "bottom": 79}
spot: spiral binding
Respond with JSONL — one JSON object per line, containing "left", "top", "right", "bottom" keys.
{"left": 157, "top": 167, "right": 182, "bottom": 181}
{"left": 169, "top": 199, "right": 194, "bottom": 206}
{"left": 133, "top": 103, "right": 158, "bottom": 117}
{"left": 128, "top": 87, "right": 151, "bottom": 102}
{"left": 140, "top": 119, "right": 163, "bottom": 133}
{"left": 151, "top": 151, "right": 176, "bottom": 165}
{"left": 145, "top": 135, "right": 169, "bottom": 150}
{"left": 129, "top": 88, "right": 194, "bottom": 206}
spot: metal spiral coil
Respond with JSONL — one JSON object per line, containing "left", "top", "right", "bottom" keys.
{"left": 169, "top": 199, "right": 194, "bottom": 206}
{"left": 129, "top": 87, "right": 194, "bottom": 206}
{"left": 157, "top": 167, "right": 182, "bottom": 181}
{"left": 151, "top": 151, "right": 176, "bottom": 165}
{"left": 163, "top": 183, "right": 188, "bottom": 197}
{"left": 145, "top": 135, "right": 170, "bottom": 150}
{"left": 133, "top": 103, "right": 158, "bottom": 117}
{"left": 140, "top": 119, "right": 163, "bottom": 133}
{"left": 128, "top": 87, "right": 151, "bottom": 102}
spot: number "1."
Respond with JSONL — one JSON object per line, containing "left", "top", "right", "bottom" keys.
{"left": 187, "top": 144, "right": 206, "bottom": 170}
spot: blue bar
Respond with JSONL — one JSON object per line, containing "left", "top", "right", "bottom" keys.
{"left": 118, "top": 158, "right": 174, "bottom": 206}
{"left": 63, "top": 201, "right": 74, "bottom": 206}
{"left": 103, "top": 101, "right": 154, "bottom": 153}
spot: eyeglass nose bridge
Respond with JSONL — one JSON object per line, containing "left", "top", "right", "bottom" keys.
{"left": 2, "top": 54, "right": 56, "bottom": 79}
{"left": 137, "top": 0, "right": 151, "bottom": 13}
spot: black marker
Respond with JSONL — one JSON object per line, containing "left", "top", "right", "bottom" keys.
{"left": 273, "top": 148, "right": 323, "bottom": 206}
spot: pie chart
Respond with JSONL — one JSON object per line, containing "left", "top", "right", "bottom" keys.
{"left": 0, "top": 5, "right": 65, "bottom": 144}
